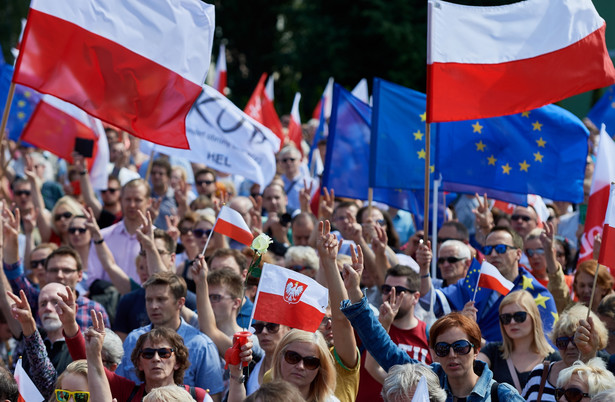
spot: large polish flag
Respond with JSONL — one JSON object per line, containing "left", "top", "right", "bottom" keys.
{"left": 244, "top": 73, "right": 284, "bottom": 145}
{"left": 213, "top": 43, "right": 228, "bottom": 96}
{"left": 598, "top": 183, "right": 615, "bottom": 275}
{"left": 15, "top": 358, "right": 44, "bottom": 402}
{"left": 213, "top": 205, "right": 254, "bottom": 246}
{"left": 288, "top": 92, "right": 303, "bottom": 154}
{"left": 477, "top": 261, "right": 514, "bottom": 296}
{"left": 13, "top": 0, "right": 215, "bottom": 149}
{"left": 580, "top": 125, "right": 615, "bottom": 265}
{"left": 426, "top": 0, "right": 615, "bottom": 123}
{"left": 252, "top": 263, "right": 328, "bottom": 332}
{"left": 21, "top": 95, "right": 109, "bottom": 190}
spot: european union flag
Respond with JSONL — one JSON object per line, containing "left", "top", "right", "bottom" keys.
{"left": 0, "top": 61, "right": 40, "bottom": 142}
{"left": 436, "top": 105, "right": 589, "bottom": 204}
{"left": 587, "top": 85, "right": 615, "bottom": 134}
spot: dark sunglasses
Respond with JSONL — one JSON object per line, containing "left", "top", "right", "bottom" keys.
{"left": 381, "top": 284, "right": 414, "bottom": 295}
{"left": 511, "top": 214, "right": 533, "bottom": 222}
{"left": 54, "top": 211, "right": 73, "bottom": 221}
{"left": 193, "top": 228, "right": 212, "bottom": 238}
{"left": 483, "top": 244, "right": 516, "bottom": 255}
{"left": 179, "top": 227, "right": 193, "bottom": 235}
{"left": 499, "top": 311, "right": 528, "bottom": 325}
{"left": 555, "top": 336, "right": 576, "bottom": 350}
{"left": 252, "top": 322, "right": 280, "bottom": 334}
{"left": 280, "top": 158, "right": 297, "bottom": 163}
{"left": 434, "top": 339, "right": 474, "bottom": 357}
{"left": 437, "top": 256, "right": 465, "bottom": 265}
{"left": 68, "top": 227, "right": 88, "bottom": 235}
{"left": 555, "top": 387, "right": 590, "bottom": 402}
{"left": 525, "top": 248, "right": 545, "bottom": 257}
{"left": 55, "top": 390, "right": 90, "bottom": 402}
{"left": 14, "top": 190, "right": 31, "bottom": 197}
{"left": 196, "top": 179, "right": 214, "bottom": 186}
{"left": 101, "top": 188, "right": 119, "bottom": 194}
{"left": 30, "top": 258, "right": 47, "bottom": 269}
{"left": 139, "top": 347, "right": 174, "bottom": 359}
{"left": 284, "top": 350, "right": 320, "bottom": 370}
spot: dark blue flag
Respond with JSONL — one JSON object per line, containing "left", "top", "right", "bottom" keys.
{"left": 436, "top": 105, "right": 589, "bottom": 203}
{"left": 0, "top": 61, "right": 40, "bottom": 142}
{"left": 587, "top": 85, "right": 615, "bottom": 134}
{"left": 307, "top": 98, "right": 327, "bottom": 172}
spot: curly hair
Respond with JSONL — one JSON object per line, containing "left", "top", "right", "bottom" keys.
{"left": 130, "top": 328, "right": 190, "bottom": 384}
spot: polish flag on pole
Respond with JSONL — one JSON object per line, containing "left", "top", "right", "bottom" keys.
{"left": 21, "top": 95, "right": 109, "bottom": 190}
{"left": 213, "top": 43, "right": 227, "bottom": 96}
{"left": 288, "top": 92, "right": 303, "bottom": 154}
{"left": 213, "top": 205, "right": 254, "bottom": 246}
{"left": 15, "top": 358, "right": 44, "bottom": 402}
{"left": 580, "top": 125, "right": 615, "bottom": 265}
{"left": 598, "top": 183, "right": 615, "bottom": 274}
{"left": 13, "top": 0, "right": 215, "bottom": 149}
{"left": 476, "top": 261, "right": 514, "bottom": 297}
{"left": 244, "top": 73, "right": 284, "bottom": 145}
{"left": 426, "top": 0, "right": 615, "bottom": 123}
{"left": 252, "top": 264, "right": 328, "bottom": 332}
{"left": 265, "top": 75, "right": 275, "bottom": 101}
{"left": 312, "top": 77, "right": 334, "bottom": 120}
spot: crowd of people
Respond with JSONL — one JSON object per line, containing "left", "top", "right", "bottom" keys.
{"left": 0, "top": 120, "right": 614, "bottom": 402}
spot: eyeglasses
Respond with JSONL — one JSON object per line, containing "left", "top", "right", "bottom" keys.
{"left": 68, "top": 227, "right": 88, "bottom": 235}
{"left": 284, "top": 350, "right": 321, "bottom": 370}
{"left": 179, "top": 227, "right": 193, "bottom": 235}
{"left": 139, "top": 347, "right": 174, "bottom": 359}
{"left": 289, "top": 265, "right": 311, "bottom": 272}
{"left": 554, "top": 387, "right": 590, "bottom": 402}
{"left": 525, "top": 248, "right": 545, "bottom": 257}
{"left": 30, "top": 258, "right": 47, "bottom": 269}
{"left": 208, "top": 294, "right": 233, "bottom": 303}
{"left": 280, "top": 158, "right": 297, "bottom": 163}
{"left": 196, "top": 179, "right": 214, "bottom": 186}
{"left": 434, "top": 339, "right": 474, "bottom": 357}
{"left": 54, "top": 212, "right": 73, "bottom": 221}
{"left": 483, "top": 244, "right": 517, "bottom": 255}
{"left": 381, "top": 284, "right": 414, "bottom": 295}
{"left": 555, "top": 336, "right": 576, "bottom": 350}
{"left": 511, "top": 214, "right": 533, "bottom": 222}
{"left": 14, "top": 190, "right": 31, "bottom": 197}
{"left": 138, "top": 249, "right": 169, "bottom": 257}
{"left": 320, "top": 316, "right": 332, "bottom": 327}
{"left": 47, "top": 267, "right": 78, "bottom": 275}
{"left": 101, "top": 188, "right": 119, "bottom": 194}
{"left": 437, "top": 256, "right": 465, "bottom": 265}
{"left": 251, "top": 322, "right": 280, "bottom": 334}
{"left": 193, "top": 228, "right": 212, "bottom": 238}
{"left": 499, "top": 311, "right": 528, "bottom": 325}
{"left": 55, "top": 390, "right": 90, "bottom": 402}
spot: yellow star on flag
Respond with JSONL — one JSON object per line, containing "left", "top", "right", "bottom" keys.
{"left": 502, "top": 163, "right": 511, "bottom": 175}
{"left": 420, "top": 112, "right": 426, "bottom": 122}
{"left": 533, "top": 151, "right": 544, "bottom": 162}
{"left": 417, "top": 149, "right": 426, "bottom": 159}
{"left": 536, "top": 137, "right": 546, "bottom": 148}
{"left": 522, "top": 275, "right": 534, "bottom": 290}
{"left": 551, "top": 311, "right": 559, "bottom": 322}
{"left": 521, "top": 111, "right": 530, "bottom": 118}
{"left": 413, "top": 130, "right": 424, "bottom": 141}
{"left": 430, "top": 165, "right": 435, "bottom": 173}
{"left": 17, "top": 100, "right": 25, "bottom": 108}
{"left": 17, "top": 112, "right": 25, "bottom": 120}
{"left": 24, "top": 91, "right": 31, "bottom": 98}
{"left": 532, "top": 121, "right": 543, "bottom": 131}
{"left": 534, "top": 294, "right": 550, "bottom": 309}
{"left": 519, "top": 160, "right": 530, "bottom": 172}
{"left": 475, "top": 140, "right": 486, "bottom": 152}
{"left": 472, "top": 121, "right": 483, "bottom": 133}
{"left": 487, "top": 155, "right": 497, "bottom": 166}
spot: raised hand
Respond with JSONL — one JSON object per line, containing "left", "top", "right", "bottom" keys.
{"left": 1, "top": 204, "right": 20, "bottom": 240}
{"left": 371, "top": 224, "right": 388, "bottom": 257}
{"left": 84, "top": 309, "right": 106, "bottom": 357}
{"left": 574, "top": 317, "right": 599, "bottom": 359}
{"left": 189, "top": 254, "right": 208, "bottom": 288}
{"left": 379, "top": 287, "right": 402, "bottom": 331}
{"left": 7, "top": 290, "right": 36, "bottom": 336}
{"left": 472, "top": 193, "right": 494, "bottom": 232}
{"left": 135, "top": 210, "right": 155, "bottom": 248}
{"left": 213, "top": 192, "right": 231, "bottom": 216}
{"left": 461, "top": 300, "right": 478, "bottom": 322}
{"left": 342, "top": 244, "right": 364, "bottom": 302}
{"left": 298, "top": 179, "right": 313, "bottom": 214}
{"left": 165, "top": 215, "right": 180, "bottom": 243}
{"left": 147, "top": 198, "right": 161, "bottom": 223}
{"left": 318, "top": 187, "right": 334, "bottom": 221}
{"left": 55, "top": 285, "right": 79, "bottom": 337}
{"left": 416, "top": 240, "right": 432, "bottom": 273}
{"left": 248, "top": 195, "right": 263, "bottom": 235}
{"left": 316, "top": 220, "right": 340, "bottom": 262}
{"left": 83, "top": 206, "right": 103, "bottom": 241}
{"left": 22, "top": 208, "right": 38, "bottom": 236}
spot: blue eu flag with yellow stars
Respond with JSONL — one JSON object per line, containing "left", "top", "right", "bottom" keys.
{"left": 0, "top": 59, "right": 41, "bottom": 142}
{"left": 435, "top": 105, "right": 588, "bottom": 204}
{"left": 439, "top": 260, "right": 558, "bottom": 342}
{"left": 587, "top": 85, "right": 615, "bottom": 135}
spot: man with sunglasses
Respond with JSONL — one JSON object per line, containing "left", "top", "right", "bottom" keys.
{"left": 510, "top": 206, "right": 538, "bottom": 239}
{"left": 194, "top": 168, "right": 217, "bottom": 199}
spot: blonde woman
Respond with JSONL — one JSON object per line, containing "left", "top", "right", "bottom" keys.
{"left": 49, "top": 196, "right": 83, "bottom": 246}
{"left": 478, "top": 290, "right": 558, "bottom": 393}
{"left": 53, "top": 360, "right": 89, "bottom": 402}
{"left": 556, "top": 358, "right": 615, "bottom": 401}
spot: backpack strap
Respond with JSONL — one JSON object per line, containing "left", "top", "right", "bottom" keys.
{"left": 490, "top": 381, "right": 499, "bottom": 402}
{"left": 126, "top": 384, "right": 140, "bottom": 402}
{"left": 536, "top": 360, "right": 551, "bottom": 402}
{"left": 189, "top": 386, "right": 197, "bottom": 400}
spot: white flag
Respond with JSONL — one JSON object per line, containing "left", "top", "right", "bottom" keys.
{"left": 15, "top": 358, "right": 44, "bottom": 402}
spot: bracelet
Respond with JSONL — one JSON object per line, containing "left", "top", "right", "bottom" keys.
{"left": 229, "top": 373, "right": 245, "bottom": 384}
{"left": 94, "top": 238, "right": 104, "bottom": 245}
{"left": 421, "top": 274, "right": 430, "bottom": 278}
{"left": 79, "top": 170, "right": 87, "bottom": 176}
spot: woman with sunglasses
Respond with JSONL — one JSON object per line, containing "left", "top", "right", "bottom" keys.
{"left": 477, "top": 290, "right": 557, "bottom": 393}
{"left": 49, "top": 196, "right": 83, "bottom": 246}
{"left": 555, "top": 358, "right": 615, "bottom": 402}
{"left": 246, "top": 320, "right": 291, "bottom": 395}
{"left": 53, "top": 360, "right": 91, "bottom": 402}
{"left": 522, "top": 304, "right": 608, "bottom": 402}
{"left": 193, "top": 214, "right": 227, "bottom": 258}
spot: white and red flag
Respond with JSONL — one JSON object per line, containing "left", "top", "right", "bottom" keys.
{"left": 580, "top": 125, "right": 615, "bottom": 265}
{"left": 244, "top": 73, "right": 284, "bottom": 145}
{"left": 426, "top": 0, "right": 615, "bottom": 123}
{"left": 288, "top": 92, "right": 303, "bottom": 154}
{"left": 213, "top": 43, "right": 227, "bottom": 95}
{"left": 598, "top": 183, "right": 615, "bottom": 274}
{"left": 15, "top": 358, "right": 44, "bottom": 402}
{"left": 213, "top": 205, "right": 254, "bottom": 246}
{"left": 252, "top": 263, "right": 328, "bottom": 332}
{"left": 21, "top": 95, "right": 109, "bottom": 190}
{"left": 311, "top": 77, "right": 334, "bottom": 120}
{"left": 477, "top": 261, "right": 514, "bottom": 296}
{"left": 13, "top": 0, "right": 215, "bottom": 149}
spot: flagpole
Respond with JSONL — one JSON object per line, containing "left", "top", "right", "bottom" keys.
{"left": 367, "top": 187, "right": 373, "bottom": 215}
{"left": 423, "top": 123, "right": 431, "bottom": 241}
{"left": 144, "top": 149, "right": 155, "bottom": 183}
{"left": 201, "top": 220, "right": 217, "bottom": 256}
{"left": 431, "top": 177, "right": 439, "bottom": 279}
{"left": 0, "top": 83, "right": 16, "bottom": 146}
{"left": 472, "top": 269, "right": 482, "bottom": 302}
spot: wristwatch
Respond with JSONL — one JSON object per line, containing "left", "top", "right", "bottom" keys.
{"left": 230, "top": 373, "right": 246, "bottom": 384}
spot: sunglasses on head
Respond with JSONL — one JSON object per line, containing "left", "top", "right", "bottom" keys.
{"left": 499, "top": 311, "right": 528, "bottom": 325}
{"left": 381, "top": 284, "right": 413, "bottom": 295}
{"left": 30, "top": 258, "right": 47, "bottom": 269}
{"left": 68, "top": 227, "right": 87, "bottom": 235}
{"left": 14, "top": 189, "right": 31, "bottom": 197}
{"left": 555, "top": 387, "right": 590, "bottom": 402}
{"left": 511, "top": 214, "right": 532, "bottom": 222}
{"left": 139, "top": 347, "right": 174, "bottom": 359}
{"left": 54, "top": 211, "right": 73, "bottom": 221}
{"left": 525, "top": 248, "right": 545, "bottom": 257}
{"left": 284, "top": 350, "right": 321, "bottom": 370}
{"left": 101, "top": 188, "right": 119, "bottom": 194}
{"left": 434, "top": 339, "right": 474, "bottom": 357}
{"left": 251, "top": 322, "right": 280, "bottom": 334}
{"left": 55, "top": 390, "right": 90, "bottom": 402}
{"left": 483, "top": 244, "right": 516, "bottom": 255}
{"left": 193, "top": 228, "right": 212, "bottom": 238}
{"left": 437, "top": 256, "right": 465, "bottom": 265}
{"left": 555, "top": 336, "right": 576, "bottom": 350}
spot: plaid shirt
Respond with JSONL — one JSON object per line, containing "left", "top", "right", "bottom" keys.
{"left": 4, "top": 260, "right": 110, "bottom": 331}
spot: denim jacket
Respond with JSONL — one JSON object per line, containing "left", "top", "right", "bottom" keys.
{"left": 340, "top": 296, "right": 524, "bottom": 402}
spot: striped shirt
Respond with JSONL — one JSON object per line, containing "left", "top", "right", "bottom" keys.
{"left": 521, "top": 362, "right": 557, "bottom": 402}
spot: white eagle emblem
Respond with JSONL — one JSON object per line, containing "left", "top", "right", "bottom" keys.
{"left": 283, "top": 279, "right": 307, "bottom": 304}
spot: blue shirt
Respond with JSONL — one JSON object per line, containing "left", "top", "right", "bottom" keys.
{"left": 115, "top": 318, "right": 224, "bottom": 395}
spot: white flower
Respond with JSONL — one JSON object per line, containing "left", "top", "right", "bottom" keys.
{"left": 251, "top": 233, "right": 272, "bottom": 255}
